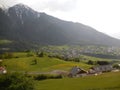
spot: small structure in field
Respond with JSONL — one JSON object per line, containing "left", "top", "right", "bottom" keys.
{"left": 0, "top": 66, "right": 7, "bottom": 74}
{"left": 68, "top": 66, "right": 87, "bottom": 77}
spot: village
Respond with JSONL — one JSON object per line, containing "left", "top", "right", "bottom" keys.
{"left": 0, "top": 50, "right": 120, "bottom": 90}
{"left": 0, "top": 48, "right": 120, "bottom": 78}
{"left": 39, "top": 46, "right": 120, "bottom": 60}
{"left": 68, "top": 64, "right": 120, "bottom": 77}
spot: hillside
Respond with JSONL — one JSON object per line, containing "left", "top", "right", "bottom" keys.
{"left": 2, "top": 52, "right": 91, "bottom": 72}
{"left": 1, "top": 52, "right": 120, "bottom": 90}
{"left": 0, "top": 4, "right": 120, "bottom": 52}
{"left": 35, "top": 72, "right": 120, "bottom": 90}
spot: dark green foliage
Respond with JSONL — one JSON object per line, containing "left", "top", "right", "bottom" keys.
{"left": 34, "top": 74, "right": 62, "bottom": 80}
{"left": 0, "top": 73, "right": 34, "bottom": 90}
{"left": 113, "top": 64, "right": 120, "bottom": 69}
{"left": 34, "top": 74, "right": 47, "bottom": 80}
{"left": 97, "top": 61, "right": 110, "bottom": 65}
{"left": 37, "top": 52, "right": 44, "bottom": 57}
{"left": 87, "top": 60, "right": 94, "bottom": 65}
{"left": 31, "top": 59, "right": 37, "bottom": 65}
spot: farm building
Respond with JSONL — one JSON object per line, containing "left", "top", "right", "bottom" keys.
{"left": 68, "top": 66, "right": 87, "bottom": 77}
{"left": 88, "top": 65, "right": 113, "bottom": 74}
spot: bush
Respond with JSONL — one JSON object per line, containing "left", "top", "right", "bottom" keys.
{"left": 31, "top": 59, "right": 37, "bottom": 65}
{"left": 0, "top": 72, "right": 34, "bottom": 90}
{"left": 34, "top": 74, "right": 62, "bottom": 80}
{"left": 113, "top": 64, "right": 120, "bottom": 69}
{"left": 34, "top": 74, "right": 47, "bottom": 80}
{"left": 97, "top": 61, "right": 110, "bottom": 65}
{"left": 87, "top": 60, "right": 94, "bottom": 65}
{"left": 37, "top": 52, "right": 44, "bottom": 57}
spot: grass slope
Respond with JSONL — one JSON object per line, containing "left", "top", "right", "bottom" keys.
{"left": 35, "top": 72, "right": 120, "bottom": 90}
{"left": 2, "top": 52, "right": 91, "bottom": 72}
{"left": 0, "top": 39, "right": 12, "bottom": 44}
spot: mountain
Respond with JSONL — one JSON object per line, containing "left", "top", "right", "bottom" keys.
{"left": 0, "top": 4, "right": 120, "bottom": 51}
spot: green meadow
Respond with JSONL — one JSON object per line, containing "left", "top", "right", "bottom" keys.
{"left": 2, "top": 52, "right": 91, "bottom": 72}
{"left": 1, "top": 52, "right": 120, "bottom": 90}
{"left": 0, "top": 39, "right": 12, "bottom": 44}
{"left": 35, "top": 72, "right": 120, "bottom": 90}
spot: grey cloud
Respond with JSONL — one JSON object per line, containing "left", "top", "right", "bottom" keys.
{"left": 0, "top": 0, "right": 79, "bottom": 12}
{"left": 41, "top": 0, "right": 79, "bottom": 12}
{"left": 0, "top": 0, "right": 17, "bottom": 7}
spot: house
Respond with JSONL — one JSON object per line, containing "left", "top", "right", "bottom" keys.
{"left": 68, "top": 66, "right": 88, "bottom": 77}
{"left": 88, "top": 65, "right": 113, "bottom": 74}
{"left": 0, "top": 66, "right": 7, "bottom": 74}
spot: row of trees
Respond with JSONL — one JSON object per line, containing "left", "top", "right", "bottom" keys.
{"left": 87, "top": 60, "right": 110, "bottom": 65}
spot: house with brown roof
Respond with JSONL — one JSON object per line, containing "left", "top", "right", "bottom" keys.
{"left": 88, "top": 65, "right": 113, "bottom": 75}
{"left": 68, "top": 66, "right": 88, "bottom": 77}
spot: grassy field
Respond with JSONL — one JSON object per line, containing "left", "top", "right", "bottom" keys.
{"left": 2, "top": 52, "right": 119, "bottom": 73}
{"left": 35, "top": 72, "right": 120, "bottom": 90}
{"left": 0, "top": 39, "right": 12, "bottom": 44}
{"left": 1, "top": 52, "right": 120, "bottom": 90}
{"left": 2, "top": 52, "right": 91, "bottom": 72}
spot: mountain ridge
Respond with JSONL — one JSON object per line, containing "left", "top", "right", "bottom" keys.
{"left": 0, "top": 4, "right": 120, "bottom": 52}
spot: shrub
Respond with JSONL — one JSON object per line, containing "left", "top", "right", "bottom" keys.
{"left": 97, "top": 61, "right": 110, "bottom": 65}
{"left": 34, "top": 74, "right": 62, "bottom": 80}
{"left": 0, "top": 72, "right": 34, "bottom": 90}
{"left": 31, "top": 59, "right": 37, "bottom": 65}
{"left": 34, "top": 74, "right": 47, "bottom": 80}
{"left": 37, "top": 52, "right": 44, "bottom": 57}
{"left": 87, "top": 60, "right": 94, "bottom": 65}
{"left": 113, "top": 64, "right": 120, "bottom": 69}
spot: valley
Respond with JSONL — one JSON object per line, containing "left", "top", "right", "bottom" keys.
{"left": 0, "top": 3, "right": 120, "bottom": 90}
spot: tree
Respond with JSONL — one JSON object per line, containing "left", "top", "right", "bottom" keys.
{"left": 97, "top": 61, "right": 109, "bottom": 65}
{"left": 113, "top": 64, "right": 120, "bottom": 69}
{"left": 87, "top": 60, "right": 94, "bottom": 65}
{"left": 31, "top": 59, "right": 37, "bottom": 65}
{"left": 38, "top": 52, "right": 44, "bottom": 57}
{"left": 0, "top": 73, "right": 34, "bottom": 90}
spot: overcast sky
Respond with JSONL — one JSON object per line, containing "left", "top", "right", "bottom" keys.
{"left": 0, "top": 0, "right": 120, "bottom": 39}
